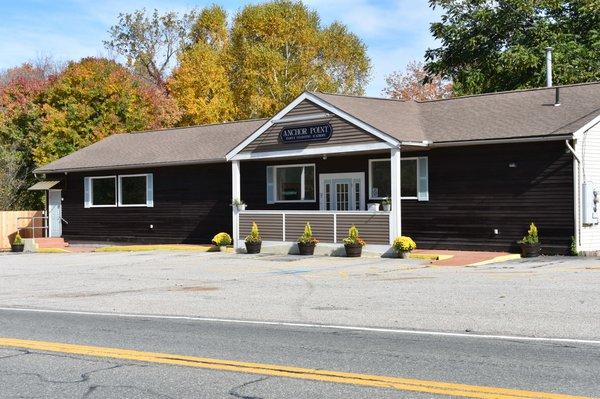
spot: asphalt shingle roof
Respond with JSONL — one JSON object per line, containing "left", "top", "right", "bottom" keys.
{"left": 35, "top": 82, "right": 600, "bottom": 174}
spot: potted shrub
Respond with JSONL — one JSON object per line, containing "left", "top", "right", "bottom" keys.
{"left": 343, "top": 225, "right": 366, "bottom": 257}
{"left": 11, "top": 232, "right": 24, "bottom": 253}
{"left": 212, "top": 232, "right": 232, "bottom": 252}
{"left": 232, "top": 199, "right": 247, "bottom": 211}
{"left": 245, "top": 222, "right": 262, "bottom": 254}
{"left": 367, "top": 203, "right": 380, "bottom": 212}
{"left": 297, "top": 222, "right": 318, "bottom": 255}
{"left": 518, "top": 222, "right": 540, "bottom": 258}
{"left": 381, "top": 197, "right": 391, "bottom": 212}
{"left": 392, "top": 236, "right": 416, "bottom": 258}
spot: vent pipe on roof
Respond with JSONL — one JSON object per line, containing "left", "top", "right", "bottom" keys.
{"left": 545, "top": 47, "right": 553, "bottom": 88}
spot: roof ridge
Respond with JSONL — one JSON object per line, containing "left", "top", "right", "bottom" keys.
{"left": 416, "top": 81, "right": 600, "bottom": 103}
{"left": 311, "top": 91, "right": 410, "bottom": 103}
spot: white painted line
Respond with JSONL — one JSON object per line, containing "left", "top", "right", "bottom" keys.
{"left": 1, "top": 306, "right": 599, "bottom": 346}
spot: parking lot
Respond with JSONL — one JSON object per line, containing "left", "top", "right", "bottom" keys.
{"left": 1, "top": 251, "right": 599, "bottom": 339}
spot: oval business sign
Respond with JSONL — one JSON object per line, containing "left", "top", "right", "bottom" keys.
{"left": 279, "top": 123, "right": 332, "bottom": 144}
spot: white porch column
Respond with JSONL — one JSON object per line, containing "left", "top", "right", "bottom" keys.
{"left": 389, "top": 147, "right": 402, "bottom": 243}
{"left": 231, "top": 160, "right": 241, "bottom": 250}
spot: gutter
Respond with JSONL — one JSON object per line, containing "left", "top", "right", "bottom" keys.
{"left": 34, "top": 158, "right": 229, "bottom": 175}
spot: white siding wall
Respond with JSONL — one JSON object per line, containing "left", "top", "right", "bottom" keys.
{"left": 577, "top": 120, "right": 600, "bottom": 252}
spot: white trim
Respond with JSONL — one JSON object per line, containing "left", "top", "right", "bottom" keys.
{"left": 318, "top": 172, "right": 365, "bottom": 211}
{"left": 232, "top": 161, "right": 241, "bottom": 250}
{"left": 117, "top": 174, "right": 152, "bottom": 207}
{"left": 272, "top": 112, "right": 334, "bottom": 124}
{"left": 226, "top": 92, "right": 400, "bottom": 161}
{"left": 270, "top": 163, "right": 316, "bottom": 203}
{"left": 239, "top": 210, "right": 387, "bottom": 216}
{"left": 573, "top": 114, "right": 600, "bottom": 140}
{"left": 368, "top": 157, "right": 419, "bottom": 200}
{"left": 231, "top": 142, "right": 393, "bottom": 161}
{"left": 89, "top": 175, "right": 117, "bottom": 208}
{"left": 389, "top": 148, "right": 402, "bottom": 242}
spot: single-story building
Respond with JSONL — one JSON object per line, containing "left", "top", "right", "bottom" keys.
{"left": 33, "top": 82, "right": 600, "bottom": 254}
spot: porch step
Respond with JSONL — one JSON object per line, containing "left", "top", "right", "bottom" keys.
{"left": 34, "top": 237, "right": 68, "bottom": 249}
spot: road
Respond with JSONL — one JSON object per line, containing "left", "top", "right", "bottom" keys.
{"left": 0, "top": 308, "right": 598, "bottom": 398}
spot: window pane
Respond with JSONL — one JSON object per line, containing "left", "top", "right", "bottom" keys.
{"left": 304, "top": 166, "right": 315, "bottom": 200}
{"left": 92, "top": 178, "right": 115, "bottom": 206}
{"left": 401, "top": 160, "right": 417, "bottom": 197}
{"left": 371, "top": 161, "right": 390, "bottom": 198}
{"left": 121, "top": 176, "right": 147, "bottom": 205}
{"left": 276, "top": 167, "right": 302, "bottom": 201}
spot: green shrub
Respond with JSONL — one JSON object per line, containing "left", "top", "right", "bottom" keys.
{"left": 392, "top": 236, "right": 416, "bottom": 252}
{"left": 343, "top": 225, "right": 366, "bottom": 246}
{"left": 570, "top": 236, "right": 579, "bottom": 256}
{"left": 298, "top": 222, "right": 318, "bottom": 245}
{"left": 212, "top": 232, "right": 232, "bottom": 246}
{"left": 245, "top": 222, "right": 262, "bottom": 244}
{"left": 13, "top": 232, "right": 23, "bottom": 245}
{"left": 518, "top": 222, "right": 539, "bottom": 245}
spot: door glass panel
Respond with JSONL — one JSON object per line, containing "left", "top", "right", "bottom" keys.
{"left": 336, "top": 183, "right": 349, "bottom": 211}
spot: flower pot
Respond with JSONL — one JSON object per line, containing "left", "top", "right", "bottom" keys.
{"left": 398, "top": 250, "right": 411, "bottom": 259}
{"left": 219, "top": 245, "right": 228, "bottom": 252}
{"left": 236, "top": 204, "right": 247, "bottom": 211}
{"left": 382, "top": 204, "right": 391, "bottom": 212}
{"left": 520, "top": 242, "right": 540, "bottom": 258}
{"left": 11, "top": 244, "right": 24, "bottom": 253}
{"left": 297, "top": 242, "right": 316, "bottom": 256}
{"left": 245, "top": 241, "right": 261, "bottom": 254}
{"left": 344, "top": 243, "right": 363, "bottom": 257}
{"left": 367, "top": 203, "right": 380, "bottom": 212}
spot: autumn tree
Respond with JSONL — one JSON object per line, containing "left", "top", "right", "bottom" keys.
{"left": 104, "top": 9, "right": 198, "bottom": 93}
{"left": 33, "top": 57, "right": 180, "bottom": 165}
{"left": 383, "top": 61, "right": 452, "bottom": 101}
{"left": 228, "top": 0, "right": 370, "bottom": 118}
{"left": 425, "top": 0, "right": 600, "bottom": 95}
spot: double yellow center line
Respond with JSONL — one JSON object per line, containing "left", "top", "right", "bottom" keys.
{"left": 0, "top": 338, "right": 595, "bottom": 399}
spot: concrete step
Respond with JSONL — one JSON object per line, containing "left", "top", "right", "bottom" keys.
{"left": 35, "top": 237, "right": 68, "bottom": 248}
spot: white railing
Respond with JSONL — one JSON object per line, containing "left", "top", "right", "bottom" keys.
{"left": 238, "top": 209, "right": 391, "bottom": 244}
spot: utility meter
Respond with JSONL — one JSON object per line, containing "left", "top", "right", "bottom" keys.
{"left": 582, "top": 182, "right": 599, "bottom": 225}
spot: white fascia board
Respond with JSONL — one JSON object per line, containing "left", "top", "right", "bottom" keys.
{"left": 231, "top": 142, "right": 394, "bottom": 161}
{"left": 226, "top": 91, "right": 402, "bottom": 161}
{"left": 225, "top": 93, "right": 312, "bottom": 161}
{"left": 573, "top": 114, "right": 600, "bottom": 140}
{"left": 304, "top": 93, "right": 400, "bottom": 146}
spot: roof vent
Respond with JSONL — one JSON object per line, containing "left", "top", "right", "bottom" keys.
{"left": 545, "top": 47, "right": 553, "bottom": 88}
{"left": 554, "top": 87, "right": 561, "bottom": 107}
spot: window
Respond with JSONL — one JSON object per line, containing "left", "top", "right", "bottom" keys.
{"left": 85, "top": 174, "right": 153, "bottom": 208}
{"left": 267, "top": 164, "right": 315, "bottom": 203}
{"left": 119, "top": 174, "right": 150, "bottom": 206}
{"left": 90, "top": 176, "right": 116, "bottom": 207}
{"left": 369, "top": 157, "right": 428, "bottom": 200}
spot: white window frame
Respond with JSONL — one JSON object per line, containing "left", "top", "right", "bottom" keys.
{"left": 270, "top": 163, "right": 316, "bottom": 203}
{"left": 368, "top": 157, "right": 419, "bottom": 200}
{"left": 118, "top": 173, "right": 152, "bottom": 207}
{"left": 89, "top": 175, "right": 117, "bottom": 208}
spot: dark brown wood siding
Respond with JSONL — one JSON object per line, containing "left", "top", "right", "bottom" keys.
{"left": 240, "top": 141, "right": 574, "bottom": 253}
{"left": 240, "top": 100, "right": 382, "bottom": 153}
{"left": 47, "top": 163, "right": 232, "bottom": 244}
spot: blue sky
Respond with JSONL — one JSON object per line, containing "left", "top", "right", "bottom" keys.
{"left": 0, "top": 0, "right": 441, "bottom": 96}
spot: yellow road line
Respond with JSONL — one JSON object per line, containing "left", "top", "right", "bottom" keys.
{"left": 0, "top": 338, "right": 594, "bottom": 399}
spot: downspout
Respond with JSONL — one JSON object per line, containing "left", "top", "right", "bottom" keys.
{"left": 565, "top": 139, "right": 581, "bottom": 249}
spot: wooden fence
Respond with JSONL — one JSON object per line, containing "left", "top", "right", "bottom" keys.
{"left": 0, "top": 211, "right": 44, "bottom": 248}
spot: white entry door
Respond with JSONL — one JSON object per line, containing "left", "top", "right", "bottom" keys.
{"left": 319, "top": 173, "right": 365, "bottom": 211}
{"left": 48, "top": 190, "right": 62, "bottom": 237}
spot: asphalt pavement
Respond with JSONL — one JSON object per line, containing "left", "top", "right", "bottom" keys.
{"left": 0, "top": 308, "right": 598, "bottom": 398}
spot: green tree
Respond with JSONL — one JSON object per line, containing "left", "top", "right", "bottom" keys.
{"left": 104, "top": 9, "right": 198, "bottom": 93}
{"left": 425, "top": 0, "right": 600, "bottom": 95}
{"left": 33, "top": 58, "right": 180, "bottom": 165}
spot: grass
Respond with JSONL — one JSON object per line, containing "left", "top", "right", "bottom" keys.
{"left": 94, "top": 244, "right": 220, "bottom": 253}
